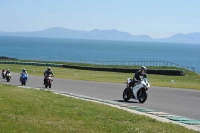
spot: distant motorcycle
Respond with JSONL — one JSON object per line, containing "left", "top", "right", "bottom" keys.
{"left": 6, "top": 73, "right": 12, "bottom": 82}
{"left": 122, "top": 77, "right": 150, "bottom": 103}
{"left": 44, "top": 74, "right": 53, "bottom": 88}
{"left": 2, "top": 71, "right": 6, "bottom": 79}
{"left": 21, "top": 74, "right": 28, "bottom": 86}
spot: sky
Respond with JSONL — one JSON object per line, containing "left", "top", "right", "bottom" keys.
{"left": 0, "top": 0, "right": 200, "bottom": 38}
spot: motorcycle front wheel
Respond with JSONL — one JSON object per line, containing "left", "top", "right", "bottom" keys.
{"left": 45, "top": 84, "right": 48, "bottom": 88}
{"left": 22, "top": 79, "right": 26, "bottom": 86}
{"left": 137, "top": 88, "right": 148, "bottom": 103}
{"left": 7, "top": 77, "right": 10, "bottom": 82}
{"left": 123, "top": 88, "right": 131, "bottom": 101}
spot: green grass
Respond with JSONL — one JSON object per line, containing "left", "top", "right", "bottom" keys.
{"left": 0, "top": 84, "right": 198, "bottom": 133}
{"left": 1, "top": 64, "right": 200, "bottom": 90}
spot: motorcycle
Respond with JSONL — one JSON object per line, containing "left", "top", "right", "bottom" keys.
{"left": 6, "top": 73, "right": 12, "bottom": 82}
{"left": 2, "top": 71, "right": 6, "bottom": 79}
{"left": 44, "top": 74, "right": 53, "bottom": 88}
{"left": 21, "top": 74, "right": 28, "bottom": 86}
{"left": 122, "top": 77, "right": 150, "bottom": 103}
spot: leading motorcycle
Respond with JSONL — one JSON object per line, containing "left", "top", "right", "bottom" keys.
{"left": 122, "top": 78, "right": 150, "bottom": 103}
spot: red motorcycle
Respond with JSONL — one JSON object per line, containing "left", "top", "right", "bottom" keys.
{"left": 1, "top": 71, "right": 6, "bottom": 79}
{"left": 44, "top": 74, "right": 53, "bottom": 88}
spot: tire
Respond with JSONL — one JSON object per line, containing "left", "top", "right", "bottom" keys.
{"left": 44, "top": 79, "right": 48, "bottom": 88}
{"left": 123, "top": 88, "right": 131, "bottom": 101}
{"left": 7, "top": 77, "right": 10, "bottom": 82}
{"left": 137, "top": 88, "right": 148, "bottom": 103}
{"left": 45, "top": 84, "right": 48, "bottom": 88}
{"left": 22, "top": 79, "right": 26, "bottom": 86}
{"left": 49, "top": 80, "right": 52, "bottom": 88}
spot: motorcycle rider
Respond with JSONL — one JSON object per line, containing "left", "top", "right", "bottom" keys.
{"left": 5, "top": 69, "right": 12, "bottom": 78}
{"left": 43, "top": 67, "right": 54, "bottom": 84}
{"left": 2, "top": 68, "right": 6, "bottom": 73}
{"left": 1, "top": 68, "right": 6, "bottom": 78}
{"left": 20, "top": 68, "right": 28, "bottom": 82}
{"left": 130, "top": 66, "right": 147, "bottom": 87}
{"left": 5, "top": 69, "right": 11, "bottom": 75}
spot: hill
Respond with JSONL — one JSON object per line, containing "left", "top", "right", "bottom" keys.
{"left": 0, "top": 27, "right": 200, "bottom": 43}
{"left": 0, "top": 27, "right": 152, "bottom": 41}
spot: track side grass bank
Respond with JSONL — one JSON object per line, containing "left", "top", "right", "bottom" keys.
{"left": 1, "top": 64, "right": 200, "bottom": 90}
{"left": 0, "top": 84, "right": 198, "bottom": 133}
{"left": 1, "top": 59, "right": 194, "bottom": 71}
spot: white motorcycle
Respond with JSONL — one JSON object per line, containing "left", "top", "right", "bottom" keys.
{"left": 122, "top": 77, "right": 150, "bottom": 103}
{"left": 6, "top": 73, "right": 12, "bottom": 82}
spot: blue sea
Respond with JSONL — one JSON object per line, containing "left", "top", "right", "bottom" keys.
{"left": 0, "top": 36, "right": 200, "bottom": 73}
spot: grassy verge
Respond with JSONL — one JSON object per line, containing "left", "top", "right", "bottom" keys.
{"left": 1, "top": 59, "right": 190, "bottom": 70}
{"left": 1, "top": 64, "right": 200, "bottom": 90}
{"left": 0, "top": 84, "right": 198, "bottom": 133}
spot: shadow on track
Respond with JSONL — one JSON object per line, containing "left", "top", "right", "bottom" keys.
{"left": 114, "top": 100, "right": 139, "bottom": 104}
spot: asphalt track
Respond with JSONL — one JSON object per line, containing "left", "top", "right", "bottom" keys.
{"left": 1, "top": 73, "right": 200, "bottom": 121}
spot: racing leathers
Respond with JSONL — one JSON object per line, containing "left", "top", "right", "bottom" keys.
{"left": 129, "top": 70, "right": 147, "bottom": 87}
{"left": 43, "top": 70, "right": 54, "bottom": 84}
{"left": 20, "top": 71, "right": 28, "bottom": 81}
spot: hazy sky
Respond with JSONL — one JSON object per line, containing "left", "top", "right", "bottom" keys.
{"left": 0, "top": 0, "right": 199, "bottom": 38}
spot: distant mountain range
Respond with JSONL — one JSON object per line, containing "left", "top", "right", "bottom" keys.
{"left": 0, "top": 27, "right": 200, "bottom": 43}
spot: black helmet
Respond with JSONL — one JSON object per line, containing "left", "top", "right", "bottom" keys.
{"left": 47, "top": 67, "right": 51, "bottom": 71}
{"left": 23, "top": 68, "right": 26, "bottom": 72}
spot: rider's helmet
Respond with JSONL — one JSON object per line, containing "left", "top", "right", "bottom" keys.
{"left": 47, "top": 67, "right": 51, "bottom": 71}
{"left": 23, "top": 68, "right": 26, "bottom": 72}
{"left": 7, "top": 69, "right": 10, "bottom": 72}
{"left": 140, "top": 66, "right": 147, "bottom": 73}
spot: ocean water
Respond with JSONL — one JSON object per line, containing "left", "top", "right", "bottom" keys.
{"left": 0, "top": 36, "right": 200, "bottom": 73}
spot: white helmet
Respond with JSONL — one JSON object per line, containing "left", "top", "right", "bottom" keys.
{"left": 140, "top": 66, "right": 147, "bottom": 72}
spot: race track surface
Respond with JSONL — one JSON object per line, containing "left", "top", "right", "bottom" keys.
{"left": 1, "top": 73, "right": 200, "bottom": 120}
